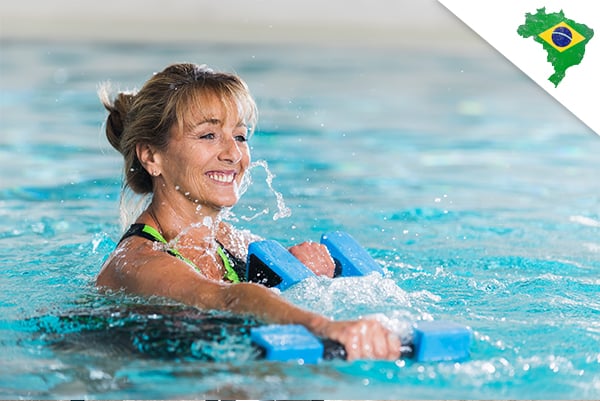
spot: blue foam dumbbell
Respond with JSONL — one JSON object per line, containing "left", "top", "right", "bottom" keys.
{"left": 246, "top": 233, "right": 472, "bottom": 363}
{"left": 320, "top": 231, "right": 383, "bottom": 276}
{"left": 250, "top": 324, "right": 324, "bottom": 364}
{"left": 412, "top": 320, "right": 472, "bottom": 361}
{"left": 251, "top": 320, "right": 472, "bottom": 363}
{"left": 246, "top": 231, "right": 383, "bottom": 289}
{"left": 246, "top": 240, "right": 314, "bottom": 290}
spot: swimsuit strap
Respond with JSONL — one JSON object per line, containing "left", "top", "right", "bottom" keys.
{"left": 216, "top": 246, "right": 240, "bottom": 283}
{"left": 119, "top": 223, "right": 241, "bottom": 283}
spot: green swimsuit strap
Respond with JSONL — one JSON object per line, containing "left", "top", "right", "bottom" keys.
{"left": 216, "top": 246, "right": 241, "bottom": 283}
{"left": 132, "top": 224, "right": 241, "bottom": 283}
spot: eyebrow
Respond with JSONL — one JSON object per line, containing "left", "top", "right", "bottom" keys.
{"left": 195, "top": 118, "right": 221, "bottom": 126}
{"left": 193, "top": 118, "right": 247, "bottom": 128}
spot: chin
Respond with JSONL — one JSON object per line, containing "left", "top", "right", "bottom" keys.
{"left": 219, "top": 197, "right": 239, "bottom": 209}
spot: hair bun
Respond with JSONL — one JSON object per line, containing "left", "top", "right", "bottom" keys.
{"left": 98, "top": 83, "right": 134, "bottom": 153}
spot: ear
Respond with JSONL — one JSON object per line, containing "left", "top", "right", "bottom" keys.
{"left": 136, "top": 143, "right": 162, "bottom": 177}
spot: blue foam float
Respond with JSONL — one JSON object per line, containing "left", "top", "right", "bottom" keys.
{"left": 250, "top": 324, "right": 324, "bottom": 364}
{"left": 412, "top": 320, "right": 472, "bottom": 362}
{"left": 321, "top": 230, "right": 384, "bottom": 276}
{"left": 246, "top": 240, "right": 314, "bottom": 290}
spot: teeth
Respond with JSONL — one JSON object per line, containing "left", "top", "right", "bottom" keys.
{"left": 208, "top": 172, "right": 234, "bottom": 183}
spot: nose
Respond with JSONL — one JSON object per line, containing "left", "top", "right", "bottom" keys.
{"left": 218, "top": 135, "right": 243, "bottom": 164}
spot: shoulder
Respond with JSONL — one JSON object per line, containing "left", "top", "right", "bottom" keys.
{"left": 96, "top": 235, "right": 233, "bottom": 309}
{"left": 96, "top": 236, "right": 185, "bottom": 291}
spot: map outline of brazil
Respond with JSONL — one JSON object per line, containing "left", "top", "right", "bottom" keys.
{"left": 517, "top": 7, "right": 594, "bottom": 87}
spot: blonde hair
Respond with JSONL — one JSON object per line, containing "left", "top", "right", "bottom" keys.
{"left": 99, "top": 63, "right": 258, "bottom": 194}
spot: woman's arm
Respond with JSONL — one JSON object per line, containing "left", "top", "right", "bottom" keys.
{"left": 99, "top": 243, "right": 328, "bottom": 327}
{"left": 97, "top": 240, "right": 400, "bottom": 360}
{"left": 215, "top": 281, "right": 400, "bottom": 360}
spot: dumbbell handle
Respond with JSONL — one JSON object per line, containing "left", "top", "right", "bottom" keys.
{"left": 319, "top": 338, "right": 414, "bottom": 360}
{"left": 251, "top": 320, "right": 472, "bottom": 363}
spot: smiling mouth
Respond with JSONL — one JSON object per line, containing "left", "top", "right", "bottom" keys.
{"left": 206, "top": 171, "right": 236, "bottom": 184}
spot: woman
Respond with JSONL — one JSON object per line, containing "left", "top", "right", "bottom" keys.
{"left": 96, "top": 63, "right": 400, "bottom": 360}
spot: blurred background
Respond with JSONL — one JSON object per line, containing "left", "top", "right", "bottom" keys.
{"left": 1, "top": 0, "right": 473, "bottom": 45}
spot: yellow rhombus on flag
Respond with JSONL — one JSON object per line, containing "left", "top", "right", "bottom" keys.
{"left": 538, "top": 21, "right": 586, "bottom": 52}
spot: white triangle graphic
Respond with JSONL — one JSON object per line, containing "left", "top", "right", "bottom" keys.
{"left": 438, "top": 0, "right": 599, "bottom": 136}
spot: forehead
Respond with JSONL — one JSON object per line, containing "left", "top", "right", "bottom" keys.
{"left": 178, "top": 90, "right": 245, "bottom": 130}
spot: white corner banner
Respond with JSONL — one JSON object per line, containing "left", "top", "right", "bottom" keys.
{"left": 438, "top": 0, "right": 599, "bottom": 136}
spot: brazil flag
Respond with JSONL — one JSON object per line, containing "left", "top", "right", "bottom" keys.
{"left": 538, "top": 21, "right": 586, "bottom": 52}
{"left": 517, "top": 8, "right": 594, "bottom": 87}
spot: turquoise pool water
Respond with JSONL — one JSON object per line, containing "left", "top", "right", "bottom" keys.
{"left": 1, "top": 40, "right": 599, "bottom": 399}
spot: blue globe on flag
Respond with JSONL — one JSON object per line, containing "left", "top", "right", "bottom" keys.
{"left": 552, "top": 26, "right": 573, "bottom": 47}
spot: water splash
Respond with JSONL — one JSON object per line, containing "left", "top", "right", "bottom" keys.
{"left": 145, "top": 215, "right": 222, "bottom": 273}
{"left": 246, "top": 159, "right": 291, "bottom": 221}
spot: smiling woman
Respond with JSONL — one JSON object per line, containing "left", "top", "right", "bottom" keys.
{"left": 95, "top": 62, "right": 402, "bottom": 361}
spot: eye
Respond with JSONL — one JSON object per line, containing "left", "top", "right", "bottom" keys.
{"left": 234, "top": 134, "right": 248, "bottom": 143}
{"left": 198, "top": 132, "right": 216, "bottom": 140}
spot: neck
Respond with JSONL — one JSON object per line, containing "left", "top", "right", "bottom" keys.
{"left": 145, "top": 195, "right": 222, "bottom": 244}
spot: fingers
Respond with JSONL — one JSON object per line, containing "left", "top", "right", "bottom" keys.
{"left": 329, "top": 319, "right": 402, "bottom": 361}
{"left": 289, "top": 241, "right": 335, "bottom": 277}
{"left": 385, "top": 328, "right": 403, "bottom": 360}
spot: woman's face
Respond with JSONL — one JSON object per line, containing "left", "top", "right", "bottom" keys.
{"left": 156, "top": 95, "right": 251, "bottom": 215}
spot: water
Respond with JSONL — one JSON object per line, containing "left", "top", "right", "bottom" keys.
{"left": 1, "top": 40, "right": 599, "bottom": 399}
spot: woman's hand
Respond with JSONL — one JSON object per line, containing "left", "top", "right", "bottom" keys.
{"left": 319, "top": 319, "right": 402, "bottom": 361}
{"left": 288, "top": 241, "right": 335, "bottom": 278}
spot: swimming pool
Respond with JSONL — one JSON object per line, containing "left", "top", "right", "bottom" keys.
{"left": 1, "top": 40, "right": 599, "bottom": 399}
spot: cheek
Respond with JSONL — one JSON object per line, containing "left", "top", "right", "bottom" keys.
{"left": 163, "top": 153, "right": 205, "bottom": 193}
{"left": 168, "top": 145, "right": 209, "bottom": 173}
{"left": 239, "top": 151, "right": 250, "bottom": 182}
{"left": 241, "top": 145, "right": 251, "bottom": 166}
